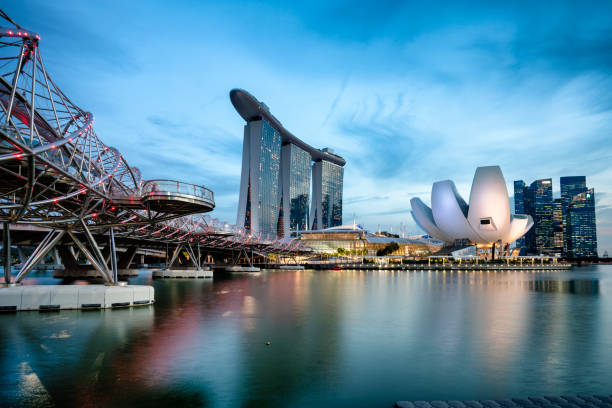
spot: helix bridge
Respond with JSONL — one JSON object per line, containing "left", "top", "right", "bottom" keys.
{"left": 0, "top": 10, "right": 307, "bottom": 285}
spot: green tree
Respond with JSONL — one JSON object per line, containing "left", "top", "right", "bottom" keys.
{"left": 376, "top": 242, "right": 400, "bottom": 256}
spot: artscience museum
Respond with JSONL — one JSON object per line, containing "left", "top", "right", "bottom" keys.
{"left": 410, "top": 166, "right": 534, "bottom": 255}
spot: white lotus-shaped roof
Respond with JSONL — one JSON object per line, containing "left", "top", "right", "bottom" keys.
{"left": 410, "top": 166, "right": 533, "bottom": 245}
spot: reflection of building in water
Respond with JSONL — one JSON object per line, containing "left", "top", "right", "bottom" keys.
{"left": 237, "top": 270, "right": 343, "bottom": 405}
{"left": 529, "top": 279, "right": 599, "bottom": 295}
{"left": 298, "top": 224, "right": 441, "bottom": 255}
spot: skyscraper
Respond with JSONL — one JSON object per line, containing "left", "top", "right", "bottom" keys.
{"left": 311, "top": 155, "right": 344, "bottom": 230}
{"left": 513, "top": 180, "right": 527, "bottom": 252}
{"left": 560, "top": 176, "right": 587, "bottom": 255}
{"left": 281, "top": 143, "right": 311, "bottom": 235}
{"left": 566, "top": 188, "right": 597, "bottom": 258}
{"left": 231, "top": 89, "right": 345, "bottom": 238}
{"left": 236, "top": 118, "right": 282, "bottom": 238}
{"left": 552, "top": 198, "right": 563, "bottom": 254}
{"left": 519, "top": 178, "right": 553, "bottom": 254}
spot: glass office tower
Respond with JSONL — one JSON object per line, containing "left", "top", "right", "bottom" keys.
{"left": 513, "top": 180, "right": 527, "bottom": 252}
{"left": 281, "top": 143, "right": 311, "bottom": 235}
{"left": 237, "top": 119, "right": 282, "bottom": 238}
{"left": 566, "top": 188, "right": 597, "bottom": 258}
{"left": 523, "top": 179, "right": 554, "bottom": 254}
{"left": 552, "top": 198, "right": 564, "bottom": 254}
{"left": 311, "top": 159, "right": 344, "bottom": 230}
{"left": 560, "top": 176, "right": 587, "bottom": 255}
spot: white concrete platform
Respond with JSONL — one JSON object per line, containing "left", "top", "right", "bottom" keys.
{"left": 152, "top": 268, "right": 213, "bottom": 279}
{"left": 0, "top": 284, "right": 154, "bottom": 311}
{"left": 278, "top": 265, "right": 305, "bottom": 270}
{"left": 224, "top": 265, "right": 261, "bottom": 273}
{"left": 53, "top": 268, "right": 139, "bottom": 278}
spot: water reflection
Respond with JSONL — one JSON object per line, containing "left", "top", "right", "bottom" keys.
{"left": 530, "top": 279, "right": 599, "bottom": 295}
{"left": 0, "top": 266, "right": 611, "bottom": 407}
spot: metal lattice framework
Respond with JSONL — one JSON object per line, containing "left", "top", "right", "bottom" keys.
{"left": 0, "top": 10, "right": 307, "bottom": 285}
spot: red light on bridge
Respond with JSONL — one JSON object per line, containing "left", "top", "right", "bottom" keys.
{"left": 92, "top": 213, "right": 98, "bottom": 218}
{"left": 23, "top": 32, "right": 28, "bottom": 37}
{"left": 7, "top": 30, "right": 13, "bottom": 35}
{"left": 52, "top": 199, "right": 58, "bottom": 203}
{"left": 110, "top": 206, "right": 116, "bottom": 211}
{"left": 17, "top": 32, "right": 22, "bottom": 36}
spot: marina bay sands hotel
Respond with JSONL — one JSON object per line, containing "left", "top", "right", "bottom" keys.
{"left": 230, "top": 89, "right": 346, "bottom": 238}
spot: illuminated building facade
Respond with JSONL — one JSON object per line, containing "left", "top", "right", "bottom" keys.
{"left": 552, "top": 198, "right": 564, "bottom": 253}
{"left": 281, "top": 143, "right": 311, "bottom": 235}
{"left": 515, "top": 175, "right": 597, "bottom": 257}
{"left": 310, "top": 155, "right": 344, "bottom": 230}
{"left": 299, "top": 225, "right": 440, "bottom": 255}
{"left": 513, "top": 180, "right": 527, "bottom": 252}
{"left": 236, "top": 118, "right": 282, "bottom": 238}
{"left": 566, "top": 188, "right": 597, "bottom": 258}
{"left": 515, "top": 178, "right": 554, "bottom": 254}
{"left": 560, "top": 176, "right": 587, "bottom": 255}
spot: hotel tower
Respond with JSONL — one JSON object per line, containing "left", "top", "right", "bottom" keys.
{"left": 231, "top": 89, "right": 345, "bottom": 239}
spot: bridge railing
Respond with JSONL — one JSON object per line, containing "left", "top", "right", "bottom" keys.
{"left": 141, "top": 179, "right": 214, "bottom": 203}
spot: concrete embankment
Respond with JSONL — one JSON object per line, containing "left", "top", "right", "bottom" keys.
{"left": 54, "top": 268, "right": 138, "bottom": 278}
{"left": 0, "top": 284, "right": 154, "bottom": 311}
{"left": 395, "top": 394, "right": 612, "bottom": 408}
{"left": 152, "top": 268, "right": 212, "bottom": 278}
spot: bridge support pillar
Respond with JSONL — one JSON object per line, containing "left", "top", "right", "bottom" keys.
{"left": 166, "top": 244, "right": 183, "bottom": 270}
{"left": 109, "top": 227, "right": 118, "bottom": 284}
{"left": 65, "top": 220, "right": 114, "bottom": 284}
{"left": 57, "top": 245, "right": 79, "bottom": 269}
{"left": 117, "top": 246, "right": 138, "bottom": 270}
{"left": 53, "top": 248, "right": 61, "bottom": 267}
{"left": 3, "top": 221, "right": 10, "bottom": 284}
{"left": 14, "top": 229, "right": 66, "bottom": 284}
{"left": 154, "top": 243, "right": 212, "bottom": 278}
{"left": 152, "top": 267, "right": 212, "bottom": 279}
{"left": 101, "top": 245, "right": 112, "bottom": 265}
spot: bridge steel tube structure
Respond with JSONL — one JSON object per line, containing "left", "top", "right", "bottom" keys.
{"left": 0, "top": 10, "right": 309, "bottom": 285}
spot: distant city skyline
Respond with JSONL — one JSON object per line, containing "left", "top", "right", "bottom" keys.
{"left": 514, "top": 175, "right": 597, "bottom": 258}
{"left": 3, "top": 1, "right": 610, "bottom": 255}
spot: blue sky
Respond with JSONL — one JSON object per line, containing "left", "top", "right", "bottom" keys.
{"left": 4, "top": 1, "right": 612, "bottom": 255}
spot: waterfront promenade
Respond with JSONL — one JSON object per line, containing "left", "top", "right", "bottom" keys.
{"left": 302, "top": 257, "right": 572, "bottom": 271}
{"left": 305, "top": 262, "right": 571, "bottom": 271}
